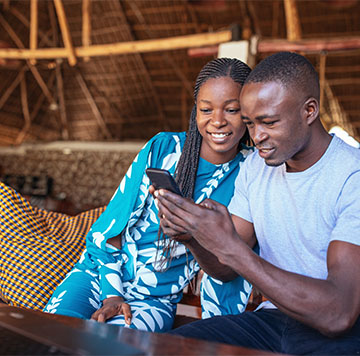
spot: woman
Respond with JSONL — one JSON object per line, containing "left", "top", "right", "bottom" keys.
{"left": 43, "top": 58, "right": 254, "bottom": 332}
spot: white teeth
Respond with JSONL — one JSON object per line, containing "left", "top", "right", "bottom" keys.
{"left": 211, "top": 133, "right": 229, "bottom": 138}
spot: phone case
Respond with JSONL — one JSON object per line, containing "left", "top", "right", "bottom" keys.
{"left": 146, "top": 168, "right": 183, "bottom": 196}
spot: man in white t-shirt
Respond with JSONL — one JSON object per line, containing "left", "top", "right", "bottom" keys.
{"left": 155, "top": 52, "right": 360, "bottom": 355}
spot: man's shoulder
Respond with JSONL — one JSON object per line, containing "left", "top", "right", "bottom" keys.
{"left": 331, "top": 135, "right": 360, "bottom": 171}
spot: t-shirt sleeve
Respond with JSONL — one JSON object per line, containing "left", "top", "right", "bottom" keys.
{"left": 228, "top": 153, "right": 253, "bottom": 223}
{"left": 330, "top": 170, "right": 360, "bottom": 247}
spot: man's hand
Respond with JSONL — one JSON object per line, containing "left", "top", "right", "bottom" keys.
{"left": 155, "top": 189, "right": 241, "bottom": 257}
{"left": 91, "top": 296, "right": 132, "bottom": 324}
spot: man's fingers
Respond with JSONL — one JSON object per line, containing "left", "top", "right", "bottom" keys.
{"left": 158, "top": 200, "right": 191, "bottom": 234}
{"left": 156, "top": 190, "right": 197, "bottom": 215}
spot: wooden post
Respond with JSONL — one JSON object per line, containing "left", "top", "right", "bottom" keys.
{"left": 53, "top": 0, "right": 77, "bottom": 66}
{"left": 319, "top": 53, "right": 326, "bottom": 115}
{"left": 29, "top": 0, "right": 38, "bottom": 65}
{"left": 283, "top": 0, "right": 301, "bottom": 40}
{"left": 82, "top": 0, "right": 91, "bottom": 62}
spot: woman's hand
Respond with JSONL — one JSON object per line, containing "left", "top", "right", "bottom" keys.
{"left": 91, "top": 296, "right": 132, "bottom": 324}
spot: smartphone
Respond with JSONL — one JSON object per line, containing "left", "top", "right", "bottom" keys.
{"left": 146, "top": 168, "right": 183, "bottom": 196}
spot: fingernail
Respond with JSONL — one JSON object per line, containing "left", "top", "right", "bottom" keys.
{"left": 154, "top": 190, "right": 159, "bottom": 197}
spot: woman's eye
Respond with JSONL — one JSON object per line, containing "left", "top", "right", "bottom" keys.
{"left": 200, "top": 108, "right": 212, "bottom": 113}
{"left": 226, "top": 108, "right": 240, "bottom": 114}
{"left": 264, "top": 121, "right": 275, "bottom": 126}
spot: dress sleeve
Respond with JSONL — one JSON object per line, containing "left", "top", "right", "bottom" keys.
{"left": 80, "top": 133, "right": 182, "bottom": 301}
{"left": 80, "top": 136, "right": 156, "bottom": 301}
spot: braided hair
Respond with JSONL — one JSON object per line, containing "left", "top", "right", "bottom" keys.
{"left": 156, "top": 58, "right": 251, "bottom": 271}
{"left": 175, "top": 57, "right": 252, "bottom": 198}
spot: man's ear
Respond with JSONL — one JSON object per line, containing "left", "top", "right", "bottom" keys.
{"left": 303, "top": 97, "right": 319, "bottom": 125}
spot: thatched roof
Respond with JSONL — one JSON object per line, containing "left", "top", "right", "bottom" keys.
{"left": 0, "top": 0, "right": 359, "bottom": 146}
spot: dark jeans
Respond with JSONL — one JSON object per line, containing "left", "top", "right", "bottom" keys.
{"left": 170, "top": 309, "right": 360, "bottom": 355}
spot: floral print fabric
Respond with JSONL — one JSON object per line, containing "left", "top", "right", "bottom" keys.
{"left": 44, "top": 132, "right": 254, "bottom": 331}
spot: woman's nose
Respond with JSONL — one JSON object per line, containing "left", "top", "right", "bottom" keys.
{"left": 211, "top": 110, "right": 226, "bottom": 127}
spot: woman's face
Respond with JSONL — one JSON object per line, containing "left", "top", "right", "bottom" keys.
{"left": 196, "top": 76, "right": 246, "bottom": 164}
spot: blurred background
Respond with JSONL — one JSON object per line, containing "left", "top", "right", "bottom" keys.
{"left": 0, "top": 0, "right": 359, "bottom": 212}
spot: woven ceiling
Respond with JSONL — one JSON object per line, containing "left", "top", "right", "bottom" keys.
{"left": 0, "top": 0, "right": 359, "bottom": 146}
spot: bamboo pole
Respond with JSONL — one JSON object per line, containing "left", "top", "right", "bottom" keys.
{"left": 0, "top": 66, "right": 26, "bottom": 110}
{"left": 0, "top": 30, "right": 232, "bottom": 60}
{"left": 15, "top": 75, "right": 31, "bottom": 145}
{"left": 0, "top": 13, "right": 55, "bottom": 105}
{"left": 29, "top": 0, "right": 38, "bottom": 65}
{"left": 10, "top": 7, "right": 53, "bottom": 47}
{"left": 75, "top": 70, "right": 112, "bottom": 139}
{"left": 56, "top": 62, "right": 69, "bottom": 140}
{"left": 189, "top": 36, "right": 360, "bottom": 57}
{"left": 284, "top": 0, "right": 302, "bottom": 40}
{"left": 82, "top": 0, "right": 91, "bottom": 62}
{"left": 319, "top": 53, "right": 326, "bottom": 115}
{"left": 53, "top": 0, "right": 77, "bottom": 66}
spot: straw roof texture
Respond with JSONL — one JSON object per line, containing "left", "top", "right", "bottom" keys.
{"left": 0, "top": 0, "right": 359, "bottom": 146}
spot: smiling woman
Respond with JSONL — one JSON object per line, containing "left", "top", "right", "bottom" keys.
{"left": 196, "top": 76, "right": 246, "bottom": 164}
{"left": 0, "top": 58, "right": 255, "bottom": 333}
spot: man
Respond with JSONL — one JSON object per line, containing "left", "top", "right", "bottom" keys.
{"left": 154, "top": 52, "right": 360, "bottom": 355}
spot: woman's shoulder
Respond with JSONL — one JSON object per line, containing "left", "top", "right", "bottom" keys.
{"left": 147, "top": 131, "right": 186, "bottom": 148}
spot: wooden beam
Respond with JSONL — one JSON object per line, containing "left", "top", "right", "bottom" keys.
{"left": 283, "top": 0, "right": 302, "bottom": 40}
{"left": 29, "top": 0, "right": 38, "bottom": 65}
{"left": 0, "top": 13, "right": 55, "bottom": 105}
{"left": 0, "top": 66, "right": 26, "bottom": 110}
{"left": 75, "top": 70, "right": 112, "bottom": 139}
{"left": 319, "top": 53, "right": 326, "bottom": 114}
{"left": 10, "top": 7, "right": 53, "bottom": 47}
{"left": 189, "top": 36, "right": 360, "bottom": 57}
{"left": 56, "top": 63, "right": 69, "bottom": 140}
{"left": 15, "top": 75, "right": 31, "bottom": 145}
{"left": 53, "top": 0, "right": 77, "bottom": 66}
{"left": 119, "top": 1, "right": 169, "bottom": 131}
{"left": 258, "top": 37, "right": 360, "bottom": 53}
{"left": 0, "top": 30, "right": 232, "bottom": 60}
{"left": 82, "top": 0, "right": 91, "bottom": 62}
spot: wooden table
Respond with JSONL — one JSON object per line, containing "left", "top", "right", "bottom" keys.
{"left": 41, "top": 309, "right": 281, "bottom": 355}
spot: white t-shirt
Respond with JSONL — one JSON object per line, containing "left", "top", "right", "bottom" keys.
{"left": 229, "top": 135, "right": 360, "bottom": 280}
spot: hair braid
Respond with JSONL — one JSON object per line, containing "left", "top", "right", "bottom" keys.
{"left": 175, "top": 57, "right": 251, "bottom": 197}
{"left": 156, "top": 58, "right": 251, "bottom": 272}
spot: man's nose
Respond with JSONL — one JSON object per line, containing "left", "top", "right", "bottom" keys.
{"left": 252, "top": 126, "right": 268, "bottom": 145}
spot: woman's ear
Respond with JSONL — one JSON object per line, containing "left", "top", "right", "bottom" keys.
{"left": 303, "top": 97, "right": 319, "bottom": 125}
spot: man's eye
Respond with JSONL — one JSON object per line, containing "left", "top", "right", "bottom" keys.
{"left": 243, "top": 121, "right": 254, "bottom": 127}
{"left": 263, "top": 121, "right": 275, "bottom": 126}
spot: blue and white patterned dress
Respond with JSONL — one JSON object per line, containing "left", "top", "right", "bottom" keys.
{"left": 44, "top": 132, "right": 254, "bottom": 331}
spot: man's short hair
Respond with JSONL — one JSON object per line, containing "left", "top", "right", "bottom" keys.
{"left": 245, "top": 52, "right": 320, "bottom": 100}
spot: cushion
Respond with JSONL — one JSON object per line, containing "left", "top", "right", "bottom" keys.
{"left": 0, "top": 182, "right": 105, "bottom": 310}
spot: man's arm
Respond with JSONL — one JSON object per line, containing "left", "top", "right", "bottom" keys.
{"left": 156, "top": 189, "right": 360, "bottom": 336}
{"left": 220, "top": 229, "right": 360, "bottom": 337}
{"left": 155, "top": 189, "right": 256, "bottom": 281}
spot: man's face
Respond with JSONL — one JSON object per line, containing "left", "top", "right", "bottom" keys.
{"left": 240, "top": 81, "right": 310, "bottom": 172}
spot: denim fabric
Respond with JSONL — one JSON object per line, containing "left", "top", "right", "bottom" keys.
{"left": 170, "top": 309, "right": 360, "bottom": 355}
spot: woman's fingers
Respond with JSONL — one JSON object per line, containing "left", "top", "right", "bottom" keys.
{"left": 121, "top": 303, "right": 132, "bottom": 325}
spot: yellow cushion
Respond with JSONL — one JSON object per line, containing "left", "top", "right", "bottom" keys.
{"left": 0, "top": 182, "right": 104, "bottom": 310}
